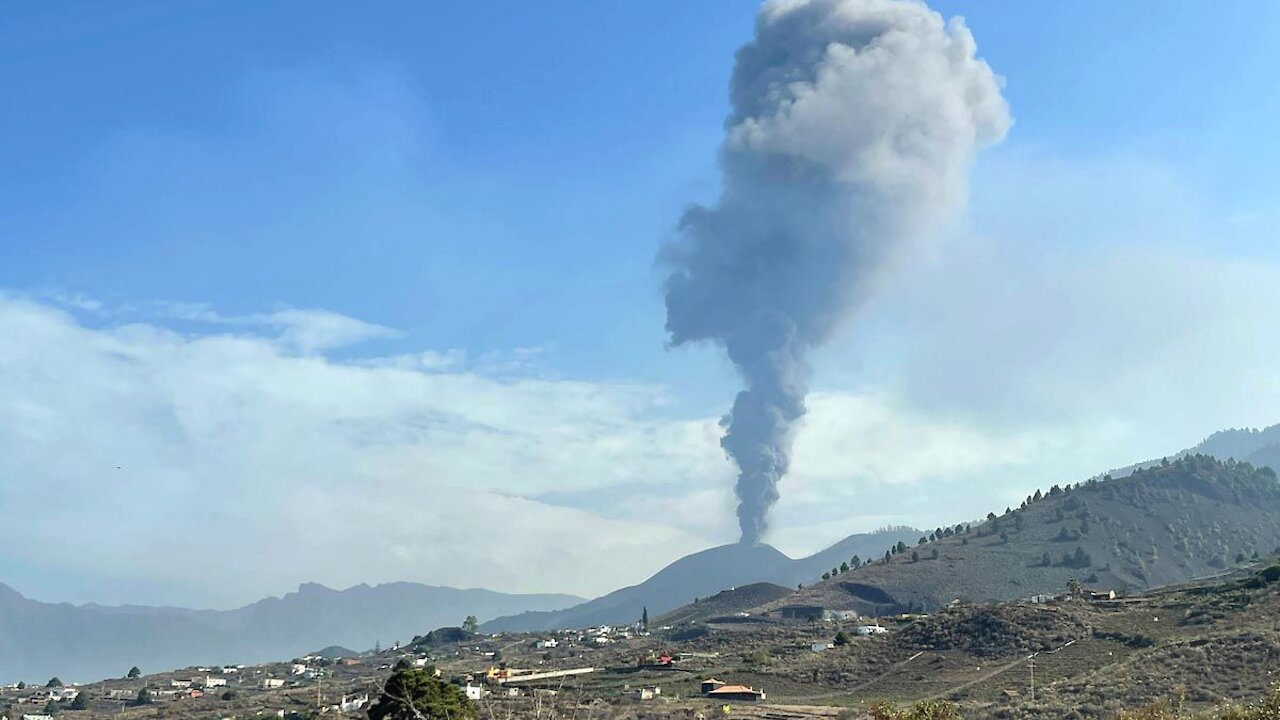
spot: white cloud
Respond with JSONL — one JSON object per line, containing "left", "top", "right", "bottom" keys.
{"left": 6, "top": 221, "right": 1280, "bottom": 603}
{"left": 5, "top": 148, "right": 1280, "bottom": 604}
{"left": 258, "top": 308, "right": 402, "bottom": 354}
{"left": 0, "top": 295, "right": 720, "bottom": 607}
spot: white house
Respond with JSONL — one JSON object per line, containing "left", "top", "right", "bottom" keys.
{"left": 221, "top": 667, "right": 240, "bottom": 674}
{"left": 853, "top": 625, "right": 887, "bottom": 636}
{"left": 261, "top": 679, "right": 286, "bottom": 690}
{"left": 203, "top": 677, "right": 228, "bottom": 688}
{"left": 171, "top": 679, "right": 193, "bottom": 689}
{"left": 535, "top": 639, "right": 559, "bottom": 650}
{"left": 339, "top": 694, "right": 369, "bottom": 712}
{"left": 464, "top": 684, "right": 484, "bottom": 701}
{"left": 290, "top": 664, "right": 308, "bottom": 676}
{"left": 591, "top": 636, "right": 609, "bottom": 645}
{"left": 632, "top": 686, "right": 661, "bottom": 701}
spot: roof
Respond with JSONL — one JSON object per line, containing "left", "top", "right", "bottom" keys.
{"left": 708, "top": 685, "right": 761, "bottom": 695}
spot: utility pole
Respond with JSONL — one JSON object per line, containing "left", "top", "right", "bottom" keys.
{"left": 1028, "top": 654, "right": 1036, "bottom": 702}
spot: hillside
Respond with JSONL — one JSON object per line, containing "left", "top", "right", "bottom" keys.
{"left": 656, "top": 582, "right": 794, "bottom": 626}
{"left": 758, "top": 455, "right": 1280, "bottom": 616}
{"left": 0, "top": 581, "right": 581, "bottom": 684}
{"left": 480, "top": 527, "right": 921, "bottom": 632}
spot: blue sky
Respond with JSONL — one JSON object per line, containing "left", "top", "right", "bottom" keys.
{"left": 2, "top": 1, "right": 1279, "bottom": 608}
{"left": 7, "top": 1, "right": 1277, "bottom": 391}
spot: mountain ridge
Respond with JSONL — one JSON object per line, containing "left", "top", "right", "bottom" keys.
{"left": 479, "top": 527, "right": 923, "bottom": 632}
{"left": 0, "top": 580, "right": 582, "bottom": 684}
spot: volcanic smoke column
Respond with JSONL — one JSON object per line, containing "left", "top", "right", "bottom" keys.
{"left": 661, "top": 0, "right": 1011, "bottom": 544}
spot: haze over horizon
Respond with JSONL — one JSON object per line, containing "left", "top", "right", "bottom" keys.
{"left": 4, "top": 0, "right": 1280, "bottom": 611}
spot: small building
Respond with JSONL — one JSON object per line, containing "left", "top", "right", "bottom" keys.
{"left": 178, "top": 688, "right": 203, "bottom": 700}
{"left": 22, "top": 714, "right": 55, "bottom": 720}
{"left": 632, "top": 686, "right": 661, "bottom": 701}
{"left": 203, "top": 676, "right": 228, "bottom": 688}
{"left": 1087, "top": 590, "right": 1118, "bottom": 602}
{"left": 221, "top": 667, "right": 240, "bottom": 674}
{"left": 170, "top": 679, "right": 193, "bottom": 689}
{"left": 340, "top": 694, "right": 370, "bottom": 712}
{"left": 853, "top": 625, "right": 888, "bottom": 636}
{"left": 261, "top": 679, "right": 286, "bottom": 690}
{"left": 707, "top": 685, "right": 766, "bottom": 702}
{"left": 535, "top": 639, "right": 559, "bottom": 650}
{"left": 700, "top": 679, "right": 725, "bottom": 695}
{"left": 290, "top": 664, "right": 308, "bottom": 676}
{"left": 464, "top": 684, "right": 484, "bottom": 701}
{"left": 1029, "top": 594, "right": 1054, "bottom": 604}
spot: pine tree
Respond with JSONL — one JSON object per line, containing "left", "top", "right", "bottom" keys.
{"left": 367, "top": 669, "right": 476, "bottom": 720}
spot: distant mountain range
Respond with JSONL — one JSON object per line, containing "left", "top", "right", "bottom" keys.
{"left": 0, "top": 582, "right": 582, "bottom": 684}
{"left": 479, "top": 527, "right": 922, "bottom": 632}
{"left": 1106, "top": 423, "right": 1280, "bottom": 479}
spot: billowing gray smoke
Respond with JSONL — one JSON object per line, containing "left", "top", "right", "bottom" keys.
{"left": 661, "top": 0, "right": 1011, "bottom": 544}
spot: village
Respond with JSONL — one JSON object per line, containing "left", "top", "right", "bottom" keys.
{"left": 7, "top": 550, "right": 1273, "bottom": 720}
{"left": 0, "top": 600, "right": 919, "bottom": 720}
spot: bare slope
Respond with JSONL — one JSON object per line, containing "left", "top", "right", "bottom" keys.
{"left": 759, "top": 455, "right": 1280, "bottom": 616}
{"left": 656, "top": 582, "right": 794, "bottom": 626}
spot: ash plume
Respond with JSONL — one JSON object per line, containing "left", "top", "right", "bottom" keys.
{"left": 661, "top": 0, "right": 1010, "bottom": 544}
